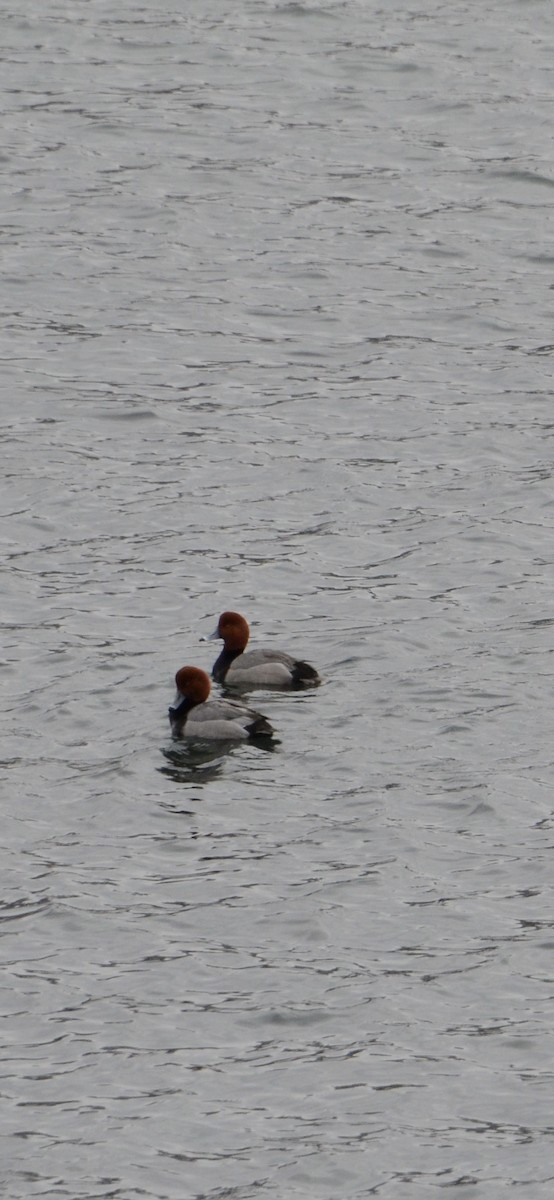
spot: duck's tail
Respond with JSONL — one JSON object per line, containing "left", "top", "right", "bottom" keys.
{"left": 246, "top": 712, "right": 275, "bottom": 738}
{"left": 291, "top": 660, "right": 321, "bottom": 688}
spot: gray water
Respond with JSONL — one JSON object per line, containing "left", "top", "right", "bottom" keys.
{"left": 2, "top": 1, "right": 554, "bottom": 1197}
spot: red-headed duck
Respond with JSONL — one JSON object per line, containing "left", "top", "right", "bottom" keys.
{"left": 169, "top": 666, "right": 275, "bottom": 740}
{"left": 205, "top": 611, "right": 321, "bottom": 690}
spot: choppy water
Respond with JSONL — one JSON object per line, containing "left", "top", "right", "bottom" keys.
{"left": 2, "top": 2, "right": 554, "bottom": 1197}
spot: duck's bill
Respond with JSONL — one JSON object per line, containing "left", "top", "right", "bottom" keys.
{"left": 200, "top": 628, "right": 220, "bottom": 642}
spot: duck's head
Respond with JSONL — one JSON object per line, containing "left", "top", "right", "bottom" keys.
{"left": 169, "top": 666, "right": 211, "bottom": 735}
{"left": 205, "top": 611, "right": 250, "bottom": 652}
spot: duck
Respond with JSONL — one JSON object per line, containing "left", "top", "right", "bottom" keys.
{"left": 204, "top": 611, "right": 321, "bottom": 690}
{"left": 168, "top": 666, "right": 275, "bottom": 741}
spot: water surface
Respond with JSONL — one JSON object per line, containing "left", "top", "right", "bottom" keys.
{"left": 2, "top": 2, "right": 554, "bottom": 1197}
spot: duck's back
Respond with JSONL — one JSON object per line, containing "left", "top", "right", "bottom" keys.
{"left": 226, "top": 648, "right": 320, "bottom": 689}
{"left": 186, "top": 697, "right": 273, "bottom": 739}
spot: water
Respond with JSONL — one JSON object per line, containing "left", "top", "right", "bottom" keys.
{"left": 2, "top": 1, "right": 554, "bottom": 1196}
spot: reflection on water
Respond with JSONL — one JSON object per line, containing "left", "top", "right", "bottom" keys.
{"left": 159, "top": 743, "right": 228, "bottom": 785}
{"left": 159, "top": 734, "right": 279, "bottom": 785}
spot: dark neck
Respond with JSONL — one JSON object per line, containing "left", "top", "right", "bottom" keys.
{"left": 169, "top": 695, "right": 194, "bottom": 736}
{"left": 212, "top": 645, "right": 242, "bottom": 684}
